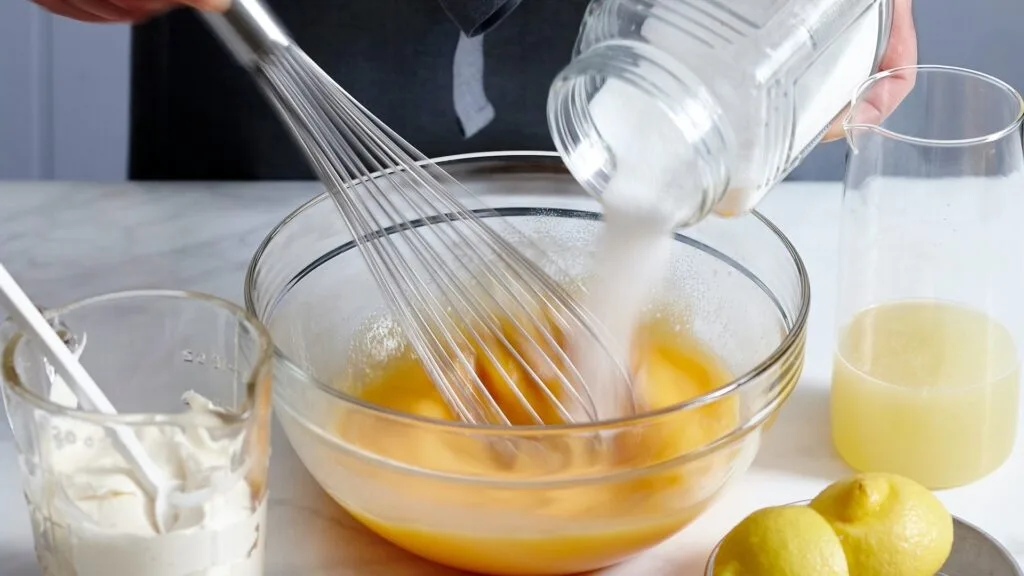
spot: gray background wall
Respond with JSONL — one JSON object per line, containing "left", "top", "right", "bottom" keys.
{"left": 0, "top": 1, "right": 1020, "bottom": 182}
{"left": 1, "top": 4, "right": 131, "bottom": 181}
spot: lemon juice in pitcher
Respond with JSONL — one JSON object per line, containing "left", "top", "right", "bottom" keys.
{"left": 832, "top": 65, "right": 1024, "bottom": 489}
{"left": 831, "top": 300, "right": 1020, "bottom": 488}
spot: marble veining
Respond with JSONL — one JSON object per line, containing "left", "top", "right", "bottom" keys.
{"left": 0, "top": 182, "right": 318, "bottom": 306}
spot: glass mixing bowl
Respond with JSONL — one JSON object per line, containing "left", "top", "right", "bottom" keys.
{"left": 245, "top": 152, "right": 809, "bottom": 575}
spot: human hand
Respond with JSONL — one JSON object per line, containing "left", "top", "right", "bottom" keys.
{"left": 32, "top": 0, "right": 228, "bottom": 23}
{"left": 822, "top": 0, "right": 917, "bottom": 142}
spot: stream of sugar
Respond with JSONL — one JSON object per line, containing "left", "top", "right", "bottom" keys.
{"left": 574, "top": 168, "right": 679, "bottom": 421}
{"left": 571, "top": 78, "right": 690, "bottom": 421}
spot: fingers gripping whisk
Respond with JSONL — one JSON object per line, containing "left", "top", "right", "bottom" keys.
{"left": 203, "top": 0, "right": 635, "bottom": 426}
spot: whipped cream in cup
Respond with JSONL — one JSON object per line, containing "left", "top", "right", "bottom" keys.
{"left": 2, "top": 290, "right": 274, "bottom": 576}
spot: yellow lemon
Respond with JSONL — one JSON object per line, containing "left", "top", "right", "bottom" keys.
{"left": 713, "top": 505, "right": 849, "bottom": 576}
{"left": 810, "top": 472, "right": 953, "bottom": 576}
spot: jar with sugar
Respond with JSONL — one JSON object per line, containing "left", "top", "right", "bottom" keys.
{"left": 548, "top": 0, "right": 894, "bottom": 225}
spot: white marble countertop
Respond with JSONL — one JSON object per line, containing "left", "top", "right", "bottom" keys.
{"left": 0, "top": 180, "right": 1021, "bottom": 575}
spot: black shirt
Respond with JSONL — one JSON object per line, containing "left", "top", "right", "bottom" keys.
{"left": 129, "top": 0, "right": 589, "bottom": 180}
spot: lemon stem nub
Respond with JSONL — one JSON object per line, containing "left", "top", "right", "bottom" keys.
{"left": 837, "top": 476, "right": 889, "bottom": 523}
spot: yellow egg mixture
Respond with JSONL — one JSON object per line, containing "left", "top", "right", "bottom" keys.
{"left": 331, "top": 316, "right": 740, "bottom": 575}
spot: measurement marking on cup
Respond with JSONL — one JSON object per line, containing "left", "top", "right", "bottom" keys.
{"left": 181, "top": 349, "right": 237, "bottom": 371}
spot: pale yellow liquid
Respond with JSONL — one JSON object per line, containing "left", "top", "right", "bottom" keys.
{"left": 832, "top": 300, "right": 1020, "bottom": 489}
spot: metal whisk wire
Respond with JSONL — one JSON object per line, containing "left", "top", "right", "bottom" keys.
{"left": 203, "top": 0, "right": 635, "bottom": 425}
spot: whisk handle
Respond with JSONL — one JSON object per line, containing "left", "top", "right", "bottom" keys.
{"left": 200, "top": 0, "right": 292, "bottom": 68}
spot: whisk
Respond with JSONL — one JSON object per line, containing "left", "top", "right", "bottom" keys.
{"left": 202, "top": 0, "right": 635, "bottom": 426}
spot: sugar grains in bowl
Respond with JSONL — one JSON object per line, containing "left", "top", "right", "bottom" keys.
{"left": 245, "top": 152, "right": 810, "bottom": 575}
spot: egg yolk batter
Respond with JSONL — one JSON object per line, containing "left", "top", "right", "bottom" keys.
{"left": 331, "top": 317, "right": 740, "bottom": 575}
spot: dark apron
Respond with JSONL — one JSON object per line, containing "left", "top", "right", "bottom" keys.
{"left": 129, "top": 0, "right": 589, "bottom": 180}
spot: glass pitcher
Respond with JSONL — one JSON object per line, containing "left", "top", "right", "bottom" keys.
{"left": 833, "top": 65, "right": 1024, "bottom": 489}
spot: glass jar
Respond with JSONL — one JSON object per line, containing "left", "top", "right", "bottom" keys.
{"left": 548, "top": 0, "right": 894, "bottom": 226}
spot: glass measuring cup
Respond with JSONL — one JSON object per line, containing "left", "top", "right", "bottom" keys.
{"left": 832, "top": 65, "right": 1024, "bottom": 489}
{"left": 1, "top": 290, "right": 273, "bottom": 576}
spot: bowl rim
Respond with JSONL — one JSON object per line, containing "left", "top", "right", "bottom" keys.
{"left": 243, "top": 150, "right": 812, "bottom": 435}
